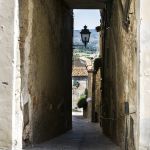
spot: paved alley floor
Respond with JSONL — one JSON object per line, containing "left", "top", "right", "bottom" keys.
{"left": 25, "top": 113, "right": 120, "bottom": 150}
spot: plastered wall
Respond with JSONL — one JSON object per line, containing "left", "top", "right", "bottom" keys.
{"left": 139, "top": 0, "right": 150, "bottom": 149}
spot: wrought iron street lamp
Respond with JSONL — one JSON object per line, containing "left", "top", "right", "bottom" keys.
{"left": 80, "top": 25, "right": 91, "bottom": 48}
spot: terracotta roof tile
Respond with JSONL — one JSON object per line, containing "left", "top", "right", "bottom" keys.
{"left": 72, "top": 67, "right": 88, "bottom": 77}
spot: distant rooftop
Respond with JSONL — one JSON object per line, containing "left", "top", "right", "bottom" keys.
{"left": 73, "top": 58, "right": 86, "bottom": 67}
{"left": 72, "top": 67, "right": 88, "bottom": 77}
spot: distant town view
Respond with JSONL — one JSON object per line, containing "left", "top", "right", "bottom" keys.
{"left": 72, "top": 28, "right": 100, "bottom": 114}
{"left": 73, "top": 29, "right": 99, "bottom": 59}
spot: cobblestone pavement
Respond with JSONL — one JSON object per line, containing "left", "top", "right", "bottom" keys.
{"left": 25, "top": 114, "right": 120, "bottom": 150}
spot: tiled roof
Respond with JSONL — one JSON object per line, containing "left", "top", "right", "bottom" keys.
{"left": 72, "top": 67, "right": 88, "bottom": 77}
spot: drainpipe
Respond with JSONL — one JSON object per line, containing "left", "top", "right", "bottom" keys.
{"left": 124, "top": 102, "right": 129, "bottom": 150}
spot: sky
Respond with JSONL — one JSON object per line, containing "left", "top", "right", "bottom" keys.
{"left": 73, "top": 9, "right": 100, "bottom": 30}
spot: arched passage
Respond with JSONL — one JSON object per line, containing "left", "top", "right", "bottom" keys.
{"left": 1, "top": 0, "right": 150, "bottom": 150}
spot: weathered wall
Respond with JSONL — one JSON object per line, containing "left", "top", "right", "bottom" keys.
{"left": 86, "top": 71, "right": 93, "bottom": 120}
{"left": 95, "top": 69, "right": 101, "bottom": 122}
{"left": 101, "top": 0, "right": 138, "bottom": 149}
{"left": 85, "top": 69, "right": 101, "bottom": 122}
{"left": 19, "top": 0, "right": 73, "bottom": 144}
{"left": 139, "top": 0, "right": 150, "bottom": 149}
{"left": 19, "top": 0, "right": 33, "bottom": 146}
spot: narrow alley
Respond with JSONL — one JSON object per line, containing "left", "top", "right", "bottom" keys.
{"left": 25, "top": 113, "right": 120, "bottom": 150}
{"left": 1, "top": 0, "right": 150, "bottom": 150}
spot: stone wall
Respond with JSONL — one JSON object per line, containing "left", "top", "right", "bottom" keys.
{"left": 85, "top": 71, "right": 93, "bottom": 121}
{"left": 85, "top": 68, "right": 101, "bottom": 123}
{"left": 19, "top": 0, "right": 73, "bottom": 145}
{"left": 101, "top": 0, "right": 138, "bottom": 149}
{"left": 95, "top": 69, "right": 101, "bottom": 122}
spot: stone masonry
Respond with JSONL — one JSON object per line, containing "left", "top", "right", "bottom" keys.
{"left": 100, "top": 0, "right": 138, "bottom": 149}
{"left": 19, "top": 0, "right": 73, "bottom": 145}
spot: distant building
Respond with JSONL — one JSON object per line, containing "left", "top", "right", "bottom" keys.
{"left": 73, "top": 58, "right": 86, "bottom": 67}
{"left": 72, "top": 59, "right": 88, "bottom": 110}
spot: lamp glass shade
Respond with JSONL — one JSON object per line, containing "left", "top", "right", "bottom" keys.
{"left": 80, "top": 25, "right": 91, "bottom": 47}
